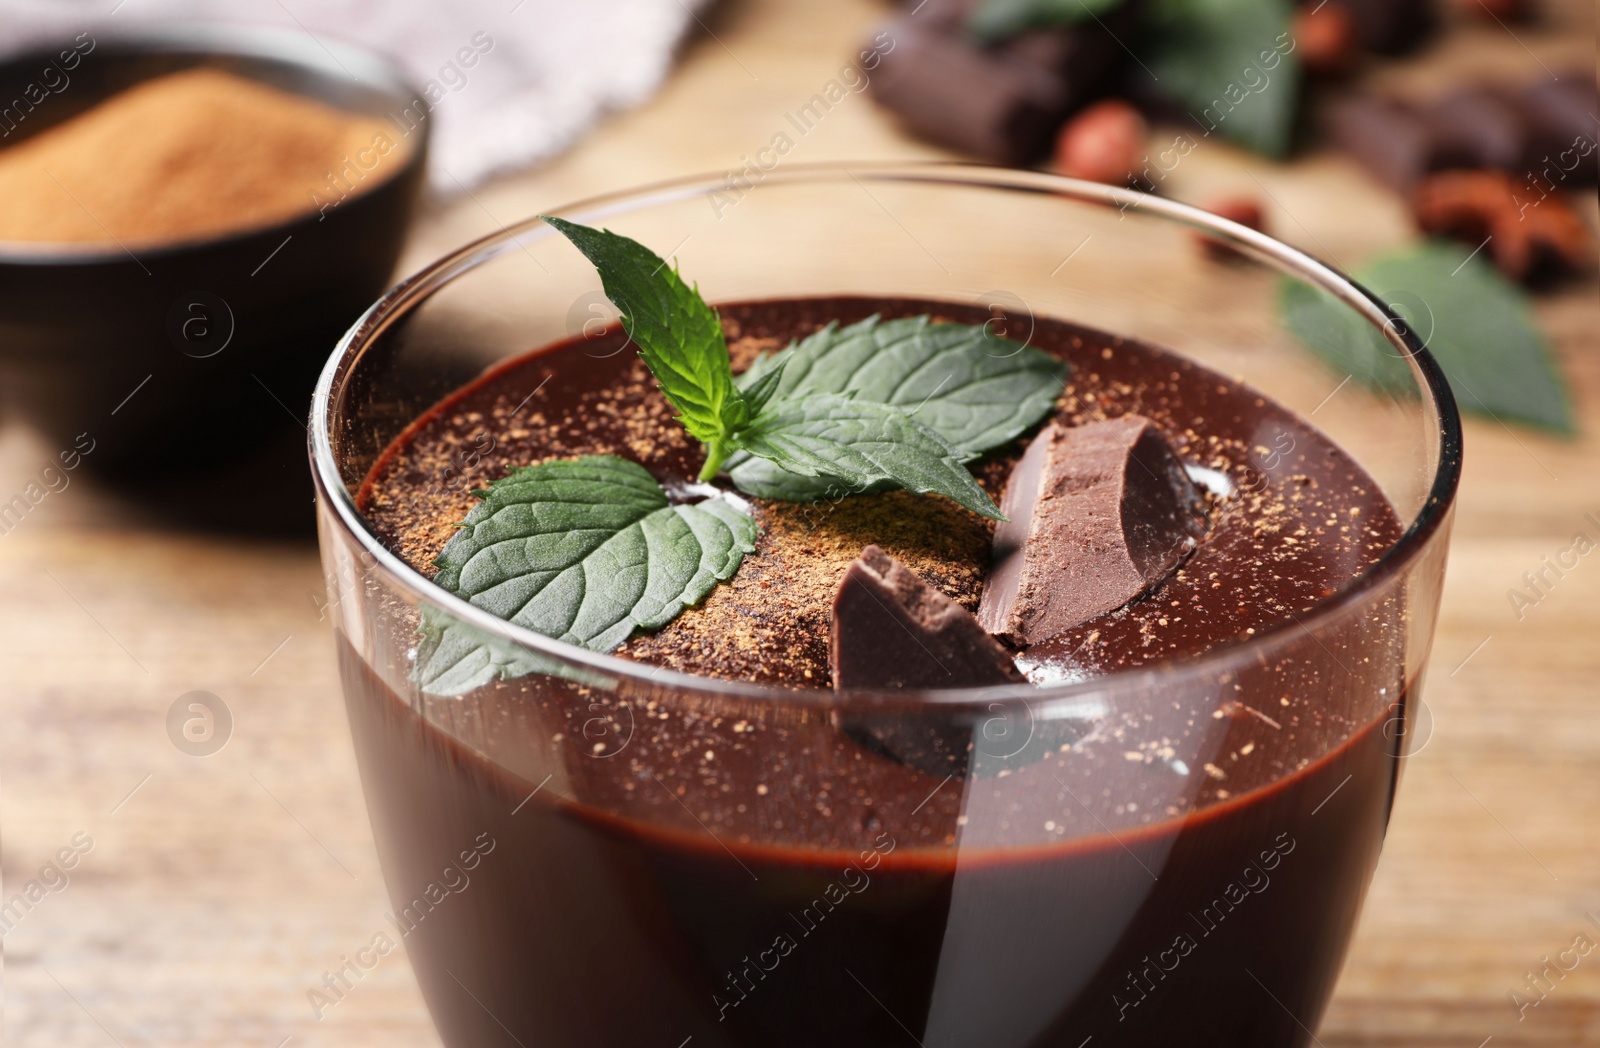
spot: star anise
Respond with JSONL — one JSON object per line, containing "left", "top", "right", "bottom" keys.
{"left": 1412, "top": 169, "right": 1594, "bottom": 284}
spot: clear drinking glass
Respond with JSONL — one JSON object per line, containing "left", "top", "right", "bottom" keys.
{"left": 309, "top": 164, "right": 1460, "bottom": 1048}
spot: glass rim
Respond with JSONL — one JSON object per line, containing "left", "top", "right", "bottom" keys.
{"left": 308, "top": 160, "right": 1464, "bottom": 707}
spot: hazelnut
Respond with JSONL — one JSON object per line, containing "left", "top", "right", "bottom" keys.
{"left": 1294, "top": 3, "right": 1360, "bottom": 77}
{"left": 1196, "top": 196, "right": 1267, "bottom": 262}
{"left": 1053, "top": 100, "right": 1147, "bottom": 187}
{"left": 1413, "top": 169, "right": 1593, "bottom": 283}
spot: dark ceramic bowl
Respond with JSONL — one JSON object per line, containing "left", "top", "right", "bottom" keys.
{"left": 0, "top": 25, "right": 427, "bottom": 527}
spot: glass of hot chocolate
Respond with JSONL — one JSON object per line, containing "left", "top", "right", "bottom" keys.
{"left": 310, "top": 164, "right": 1460, "bottom": 1048}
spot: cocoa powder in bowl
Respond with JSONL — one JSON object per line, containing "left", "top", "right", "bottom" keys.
{"left": 0, "top": 67, "right": 405, "bottom": 246}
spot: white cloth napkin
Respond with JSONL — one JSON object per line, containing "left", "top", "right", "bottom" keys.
{"left": 0, "top": 0, "right": 704, "bottom": 190}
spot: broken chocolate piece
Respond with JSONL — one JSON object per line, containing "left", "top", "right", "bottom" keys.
{"left": 1326, "top": 93, "right": 1437, "bottom": 189}
{"left": 865, "top": 4, "right": 1134, "bottom": 168}
{"left": 979, "top": 416, "right": 1206, "bottom": 646}
{"left": 831, "top": 545, "right": 1024, "bottom": 691}
{"left": 1325, "top": 0, "right": 1436, "bottom": 55}
{"left": 1331, "top": 75, "right": 1598, "bottom": 192}
{"left": 1516, "top": 75, "right": 1600, "bottom": 186}
{"left": 830, "top": 546, "right": 1061, "bottom": 777}
{"left": 910, "top": 0, "right": 1134, "bottom": 96}
{"left": 866, "top": 19, "right": 1067, "bottom": 166}
{"left": 1429, "top": 87, "right": 1527, "bottom": 172}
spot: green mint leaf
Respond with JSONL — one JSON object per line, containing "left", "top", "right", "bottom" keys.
{"left": 729, "top": 315, "right": 1065, "bottom": 500}
{"left": 542, "top": 217, "right": 744, "bottom": 460}
{"left": 430, "top": 455, "right": 757, "bottom": 666}
{"left": 732, "top": 393, "right": 1005, "bottom": 520}
{"left": 727, "top": 457, "right": 886, "bottom": 503}
{"left": 1281, "top": 242, "right": 1574, "bottom": 433}
{"left": 738, "top": 315, "right": 1067, "bottom": 457}
{"left": 1145, "top": 0, "right": 1299, "bottom": 158}
{"left": 738, "top": 355, "right": 789, "bottom": 419}
{"left": 415, "top": 606, "right": 616, "bottom": 697}
{"left": 969, "top": 0, "right": 1126, "bottom": 43}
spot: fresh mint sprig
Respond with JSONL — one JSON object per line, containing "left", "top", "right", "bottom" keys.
{"left": 542, "top": 217, "right": 1072, "bottom": 521}
{"left": 543, "top": 217, "right": 749, "bottom": 480}
{"left": 415, "top": 223, "right": 1072, "bottom": 693}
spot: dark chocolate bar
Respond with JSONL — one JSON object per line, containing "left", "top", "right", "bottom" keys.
{"left": 867, "top": 18, "right": 1067, "bottom": 165}
{"left": 1325, "top": 93, "right": 1436, "bottom": 188}
{"left": 1429, "top": 87, "right": 1527, "bottom": 172}
{"left": 865, "top": 5, "right": 1130, "bottom": 166}
{"left": 1323, "top": 0, "right": 1436, "bottom": 55}
{"left": 1517, "top": 74, "right": 1599, "bottom": 186}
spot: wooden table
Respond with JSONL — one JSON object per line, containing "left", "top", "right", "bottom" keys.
{"left": 2, "top": 1, "right": 1595, "bottom": 1044}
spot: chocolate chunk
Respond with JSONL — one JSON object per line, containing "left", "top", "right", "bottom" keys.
{"left": 830, "top": 547, "right": 1069, "bottom": 778}
{"left": 833, "top": 687, "right": 1097, "bottom": 779}
{"left": 1326, "top": 93, "right": 1437, "bottom": 189}
{"left": 1325, "top": 0, "right": 1436, "bottom": 55}
{"left": 1516, "top": 75, "right": 1599, "bottom": 186}
{"left": 1331, "top": 83, "right": 1584, "bottom": 190}
{"left": 831, "top": 545, "right": 1024, "bottom": 691}
{"left": 867, "top": 19, "right": 1067, "bottom": 166}
{"left": 999, "top": 20, "right": 1133, "bottom": 106}
{"left": 1429, "top": 87, "right": 1527, "bottom": 172}
{"left": 910, "top": 0, "right": 1136, "bottom": 98}
{"left": 865, "top": 6, "right": 1131, "bottom": 168}
{"left": 979, "top": 416, "right": 1206, "bottom": 646}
